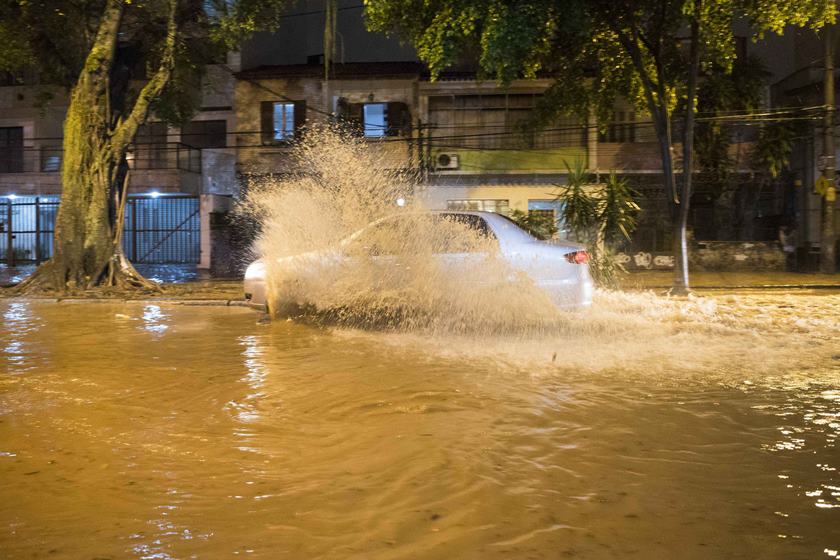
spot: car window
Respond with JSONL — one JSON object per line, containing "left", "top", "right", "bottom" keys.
{"left": 439, "top": 213, "right": 496, "bottom": 239}
{"left": 345, "top": 214, "right": 498, "bottom": 256}
{"left": 437, "top": 213, "right": 498, "bottom": 253}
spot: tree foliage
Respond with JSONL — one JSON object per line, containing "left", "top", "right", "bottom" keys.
{"left": 752, "top": 121, "right": 797, "bottom": 179}
{"left": 508, "top": 209, "right": 559, "bottom": 241}
{"left": 694, "top": 54, "right": 770, "bottom": 197}
{"left": 0, "top": 0, "right": 289, "bottom": 121}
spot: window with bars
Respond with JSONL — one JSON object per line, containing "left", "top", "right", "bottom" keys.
{"left": 335, "top": 99, "right": 412, "bottom": 138}
{"left": 427, "top": 94, "right": 585, "bottom": 150}
{"left": 598, "top": 111, "right": 636, "bottom": 143}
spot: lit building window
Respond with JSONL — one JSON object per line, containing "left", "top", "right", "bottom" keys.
{"left": 273, "top": 102, "right": 295, "bottom": 141}
{"left": 363, "top": 103, "right": 387, "bottom": 137}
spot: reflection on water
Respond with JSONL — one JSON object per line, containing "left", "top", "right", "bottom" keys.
{"left": 0, "top": 297, "right": 838, "bottom": 559}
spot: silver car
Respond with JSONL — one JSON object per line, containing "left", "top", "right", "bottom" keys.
{"left": 244, "top": 211, "right": 593, "bottom": 314}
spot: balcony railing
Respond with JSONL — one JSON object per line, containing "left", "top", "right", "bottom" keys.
{"left": 0, "top": 143, "right": 201, "bottom": 174}
{"left": 129, "top": 142, "right": 201, "bottom": 173}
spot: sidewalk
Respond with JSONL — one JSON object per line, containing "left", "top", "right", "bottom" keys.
{"left": 4, "top": 264, "right": 839, "bottom": 300}
{"left": 620, "top": 271, "right": 840, "bottom": 290}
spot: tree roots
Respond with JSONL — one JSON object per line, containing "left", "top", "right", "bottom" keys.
{"left": 6, "top": 255, "right": 162, "bottom": 297}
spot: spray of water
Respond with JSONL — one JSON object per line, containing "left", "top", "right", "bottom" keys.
{"left": 239, "top": 126, "right": 564, "bottom": 332}
{"left": 239, "top": 128, "right": 840, "bottom": 384}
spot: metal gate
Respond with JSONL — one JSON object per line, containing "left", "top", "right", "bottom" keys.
{"left": 1, "top": 195, "right": 200, "bottom": 265}
{"left": 122, "top": 196, "right": 200, "bottom": 264}
{"left": 0, "top": 196, "right": 59, "bottom": 265}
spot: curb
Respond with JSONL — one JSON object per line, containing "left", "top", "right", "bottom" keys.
{"left": 627, "top": 284, "right": 840, "bottom": 291}
{"left": 0, "top": 297, "right": 252, "bottom": 307}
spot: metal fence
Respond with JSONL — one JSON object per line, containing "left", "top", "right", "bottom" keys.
{"left": 123, "top": 196, "right": 200, "bottom": 264}
{"left": 1, "top": 195, "right": 200, "bottom": 265}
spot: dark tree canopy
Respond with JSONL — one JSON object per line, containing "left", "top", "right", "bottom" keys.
{"left": 0, "top": 0, "right": 289, "bottom": 124}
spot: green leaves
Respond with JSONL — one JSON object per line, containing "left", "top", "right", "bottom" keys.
{"left": 553, "top": 162, "right": 639, "bottom": 287}
{"left": 555, "top": 162, "right": 639, "bottom": 247}
{"left": 508, "top": 208, "right": 559, "bottom": 240}
{"left": 556, "top": 159, "right": 599, "bottom": 244}
{"left": 366, "top": 0, "right": 581, "bottom": 83}
{"left": 753, "top": 121, "right": 795, "bottom": 178}
{"left": 601, "top": 171, "right": 640, "bottom": 245}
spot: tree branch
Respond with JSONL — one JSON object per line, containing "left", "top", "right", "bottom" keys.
{"left": 111, "top": 0, "right": 178, "bottom": 152}
{"left": 614, "top": 28, "right": 661, "bottom": 122}
{"left": 615, "top": 26, "right": 679, "bottom": 205}
{"left": 83, "top": 0, "right": 124, "bottom": 81}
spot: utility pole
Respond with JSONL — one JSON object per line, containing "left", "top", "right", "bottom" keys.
{"left": 821, "top": 22, "right": 837, "bottom": 273}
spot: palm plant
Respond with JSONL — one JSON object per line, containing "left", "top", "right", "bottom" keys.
{"left": 556, "top": 159, "right": 598, "bottom": 244}
{"left": 600, "top": 172, "right": 640, "bottom": 246}
{"left": 555, "top": 162, "right": 639, "bottom": 287}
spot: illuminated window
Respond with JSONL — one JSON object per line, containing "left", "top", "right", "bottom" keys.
{"left": 260, "top": 100, "right": 306, "bottom": 144}
{"left": 273, "top": 102, "right": 295, "bottom": 141}
{"left": 363, "top": 103, "right": 387, "bottom": 137}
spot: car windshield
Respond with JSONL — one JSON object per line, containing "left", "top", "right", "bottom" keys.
{"left": 345, "top": 213, "right": 498, "bottom": 256}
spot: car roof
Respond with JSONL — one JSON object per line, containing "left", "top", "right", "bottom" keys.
{"left": 431, "top": 210, "right": 536, "bottom": 245}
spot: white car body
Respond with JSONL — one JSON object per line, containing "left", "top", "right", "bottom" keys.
{"left": 244, "top": 211, "right": 593, "bottom": 313}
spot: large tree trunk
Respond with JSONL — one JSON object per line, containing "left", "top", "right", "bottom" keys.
{"left": 52, "top": 76, "right": 119, "bottom": 288}
{"left": 16, "top": 0, "right": 177, "bottom": 294}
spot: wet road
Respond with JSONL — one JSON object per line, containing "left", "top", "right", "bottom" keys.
{"left": 1, "top": 295, "right": 838, "bottom": 559}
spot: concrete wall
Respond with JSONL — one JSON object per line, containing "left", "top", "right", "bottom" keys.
{"left": 691, "top": 241, "right": 785, "bottom": 271}
{"left": 0, "top": 86, "right": 67, "bottom": 195}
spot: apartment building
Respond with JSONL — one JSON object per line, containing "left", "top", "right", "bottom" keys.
{"left": 0, "top": 57, "right": 239, "bottom": 269}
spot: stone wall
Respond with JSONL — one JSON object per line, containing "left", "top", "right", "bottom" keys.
{"left": 615, "top": 241, "right": 785, "bottom": 272}
{"left": 690, "top": 241, "right": 785, "bottom": 271}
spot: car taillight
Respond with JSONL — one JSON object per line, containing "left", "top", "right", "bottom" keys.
{"left": 565, "top": 250, "right": 589, "bottom": 264}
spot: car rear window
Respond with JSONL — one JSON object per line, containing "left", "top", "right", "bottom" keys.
{"left": 346, "top": 213, "right": 498, "bottom": 256}
{"left": 439, "top": 213, "right": 496, "bottom": 239}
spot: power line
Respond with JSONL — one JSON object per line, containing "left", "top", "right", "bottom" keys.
{"left": 9, "top": 107, "right": 826, "bottom": 149}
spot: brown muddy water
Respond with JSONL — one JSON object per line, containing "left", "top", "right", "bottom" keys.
{"left": 1, "top": 294, "right": 839, "bottom": 559}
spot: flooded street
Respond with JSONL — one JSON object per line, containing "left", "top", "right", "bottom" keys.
{"left": 1, "top": 294, "right": 839, "bottom": 559}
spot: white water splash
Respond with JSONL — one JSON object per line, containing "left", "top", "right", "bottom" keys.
{"left": 239, "top": 127, "right": 565, "bottom": 332}
{"left": 239, "top": 128, "right": 840, "bottom": 385}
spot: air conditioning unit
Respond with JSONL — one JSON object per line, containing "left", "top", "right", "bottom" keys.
{"left": 435, "top": 152, "right": 460, "bottom": 170}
